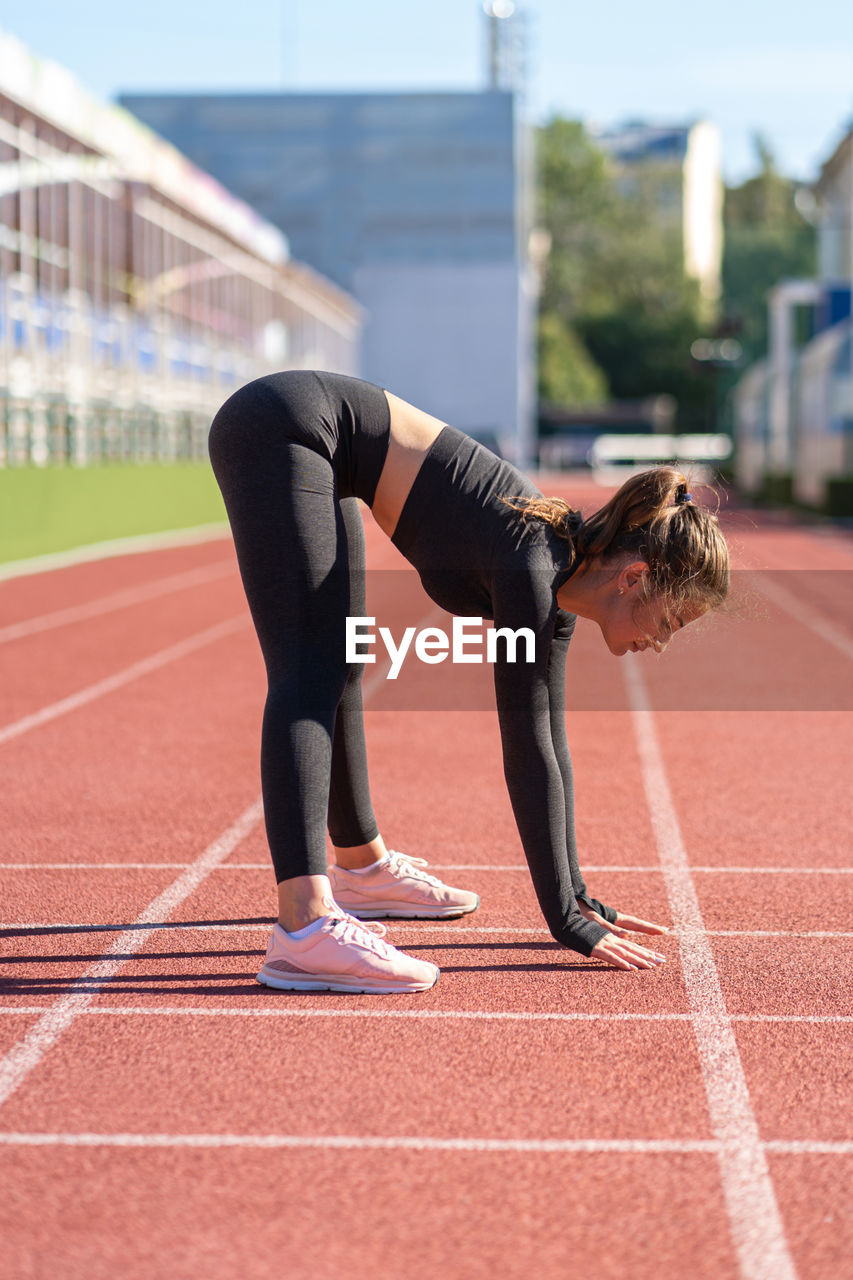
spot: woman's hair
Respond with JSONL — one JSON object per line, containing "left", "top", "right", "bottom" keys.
{"left": 504, "top": 466, "right": 729, "bottom": 612}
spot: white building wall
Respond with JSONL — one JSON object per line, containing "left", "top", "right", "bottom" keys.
{"left": 119, "top": 90, "right": 533, "bottom": 462}
{"left": 355, "top": 261, "right": 522, "bottom": 451}
{"left": 683, "top": 122, "right": 723, "bottom": 308}
{"left": 794, "top": 322, "right": 851, "bottom": 505}
{"left": 592, "top": 120, "right": 723, "bottom": 315}
{"left": 733, "top": 129, "right": 853, "bottom": 507}
{"left": 817, "top": 134, "right": 853, "bottom": 279}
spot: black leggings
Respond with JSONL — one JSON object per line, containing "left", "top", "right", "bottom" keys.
{"left": 208, "top": 371, "right": 391, "bottom": 882}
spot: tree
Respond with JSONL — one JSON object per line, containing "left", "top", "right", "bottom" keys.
{"left": 722, "top": 135, "right": 816, "bottom": 359}
{"left": 537, "top": 311, "right": 608, "bottom": 406}
{"left": 536, "top": 116, "right": 714, "bottom": 428}
{"left": 535, "top": 119, "right": 612, "bottom": 407}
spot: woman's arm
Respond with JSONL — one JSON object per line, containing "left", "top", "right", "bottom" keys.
{"left": 491, "top": 576, "right": 608, "bottom": 956}
{"left": 491, "top": 570, "right": 667, "bottom": 969}
{"left": 546, "top": 608, "right": 618, "bottom": 925}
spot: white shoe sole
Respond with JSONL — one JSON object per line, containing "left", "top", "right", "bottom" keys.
{"left": 256, "top": 966, "right": 439, "bottom": 995}
{"left": 337, "top": 896, "right": 480, "bottom": 921}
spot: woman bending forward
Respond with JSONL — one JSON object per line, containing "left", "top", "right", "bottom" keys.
{"left": 209, "top": 371, "right": 729, "bottom": 993}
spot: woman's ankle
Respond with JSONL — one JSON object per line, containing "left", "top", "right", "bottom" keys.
{"left": 277, "top": 873, "right": 336, "bottom": 933}
{"left": 332, "top": 835, "right": 389, "bottom": 870}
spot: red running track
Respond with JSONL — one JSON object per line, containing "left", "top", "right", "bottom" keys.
{"left": 0, "top": 480, "right": 851, "bottom": 1280}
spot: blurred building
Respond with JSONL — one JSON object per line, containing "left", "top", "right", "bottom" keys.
{"left": 817, "top": 129, "right": 853, "bottom": 280}
{"left": 591, "top": 120, "right": 723, "bottom": 316}
{"left": 0, "top": 30, "right": 361, "bottom": 467}
{"left": 120, "top": 90, "right": 536, "bottom": 463}
{"left": 733, "top": 127, "right": 852, "bottom": 512}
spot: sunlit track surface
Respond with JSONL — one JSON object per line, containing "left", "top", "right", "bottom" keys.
{"left": 1, "top": 498, "right": 851, "bottom": 1280}
{"left": 0, "top": 559, "right": 235, "bottom": 645}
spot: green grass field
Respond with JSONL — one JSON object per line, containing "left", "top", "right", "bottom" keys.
{"left": 0, "top": 464, "right": 228, "bottom": 564}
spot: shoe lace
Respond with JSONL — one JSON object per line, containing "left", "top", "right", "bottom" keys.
{"left": 388, "top": 850, "right": 443, "bottom": 887}
{"left": 328, "top": 911, "right": 394, "bottom": 959}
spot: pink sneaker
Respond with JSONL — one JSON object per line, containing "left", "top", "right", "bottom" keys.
{"left": 329, "top": 851, "right": 480, "bottom": 920}
{"left": 256, "top": 913, "right": 439, "bottom": 994}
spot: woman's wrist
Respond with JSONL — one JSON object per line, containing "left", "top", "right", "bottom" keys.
{"left": 558, "top": 914, "right": 610, "bottom": 956}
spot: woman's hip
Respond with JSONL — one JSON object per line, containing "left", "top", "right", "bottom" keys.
{"left": 208, "top": 370, "right": 389, "bottom": 504}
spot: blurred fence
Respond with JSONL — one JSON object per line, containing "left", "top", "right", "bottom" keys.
{"left": 0, "top": 30, "right": 362, "bottom": 467}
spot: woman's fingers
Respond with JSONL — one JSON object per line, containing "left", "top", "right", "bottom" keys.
{"left": 578, "top": 897, "right": 669, "bottom": 937}
{"left": 583, "top": 906, "right": 644, "bottom": 942}
{"left": 590, "top": 932, "right": 667, "bottom": 971}
{"left": 578, "top": 901, "right": 631, "bottom": 938}
{"left": 611, "top": 911, "right": 669, "bottom": 936}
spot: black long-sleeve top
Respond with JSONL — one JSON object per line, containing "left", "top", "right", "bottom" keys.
{"left": 390, "top": 424, "right": 612, "bottom": 955}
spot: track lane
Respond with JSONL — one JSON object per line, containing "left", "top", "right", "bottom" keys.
{"left": 0, "top": 538, "right": 235, "bottom": 628}
{"left": 642, "top": 508, "right": 852, "bottom": 1278}
{"left": 2, "top": 492, "right": 851, "bottom": 1279}
{"left": 0, "top": 614, "right": 250, "bottom": 745}
{"left": 1, "top": 590, "right": 250, "bottom": 725}
{"left": 0, "top": 559, "right": 235, "bottom": 645}
{"left": 1, "top": 627, "right": 264, "bottom": 867}
{"left": 653, "top": 712, "right": 853, "bottom": 868}
{"left": 769, "top": 1155, "right": 853, "bottom": 1280}
{"left": 705, "top": 938, "right": 853, "bottom": 1018}
{"left": 733, "top": 1022, "right": 853, "bottom": 1142}
{"left": 0, "top": 1013, "right": 714, "bottom": 1142}
{"left": 0, "top": 801, "right": 263, "bottom": 1108}
{"left": 0, "top": 1148, "right": 739, "bottom": 1280}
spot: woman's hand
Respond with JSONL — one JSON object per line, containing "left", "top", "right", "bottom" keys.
{"left": 589, "top": 931, "right": 666, "bottom": 971}
{"left": 577, "top": 898, "right": 668, "bottom": 969}
{"left": 578, "top": 898, "right": 669, "bottom": 938}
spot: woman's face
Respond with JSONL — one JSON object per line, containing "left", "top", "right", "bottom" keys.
{"left": 601, "top": 564, "right": 704, "bottom": 657}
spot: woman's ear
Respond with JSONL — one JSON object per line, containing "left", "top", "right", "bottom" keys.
{"left": 617, "top": 560, "right": 649, "bottom": 595}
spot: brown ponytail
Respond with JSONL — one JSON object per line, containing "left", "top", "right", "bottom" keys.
{"left": 504, "top": 467, "right": 729, "bottom": 612}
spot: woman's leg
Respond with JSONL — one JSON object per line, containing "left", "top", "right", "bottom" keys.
{"left": 208, "top": 385, "right": 440, "bottom": 992}
{"left": 326, "top": 496, "right": 385, "bottom": 868}
{"left": 209, "top": 406, "right": 352, "bottom": 927}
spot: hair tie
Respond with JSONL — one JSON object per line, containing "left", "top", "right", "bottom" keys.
{"left": 675, "top": 484, "right": 693, "bottom": 506}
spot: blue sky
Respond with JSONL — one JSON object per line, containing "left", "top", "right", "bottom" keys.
{"left": 2, "top": 0, "right": 851, "bottom": 182}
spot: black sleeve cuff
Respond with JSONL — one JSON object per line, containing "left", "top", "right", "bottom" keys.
{"left": 555, "top": 915, "right": 610, "bottom": 957}
{"left": 578, "top": 892, "right": 619, "bottom": 925}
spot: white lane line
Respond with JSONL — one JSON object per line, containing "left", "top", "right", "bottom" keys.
{"left": 379, "top": 925, "right": 853, "bottom": 940}
{"left": 0, "top": 523, "right": 230, "bottom": 582}
{"left": 0, "top": 800, "right": 263, "bottom": 1110}
{"left": 763, "top": 1141, "right": 853, "bottom": 1155}
{"left": 624, "top": 659, "right": 797, "bottom": 1280}
{"left": 0, "top": 1132, "right": 847, "bottom": 1156}
{"left": 753, "top": 572, "right": 853, "bottom": 662}
{"left": 0, "top": 865, "right": 205, "bottom": 870}
{"left": 0, "top": 922, "right": 267, "bottom": 931}
{"left": 731, "top": 1014, "right": 853, "bottom": 1024}
{"left": 691, "top": 867, "right": 853, "bottom": 875}
{"left": 705, "top": 931, "right": 853, "bottom": 939}
{"left": 0, "top": 1007, "right": 697, "bottom": 1023}
{"left": 0, "top": 1132, "right": 721, "bottom": 1153}
{"left": 4, "top": 921, "right": 853, "bottom": 942}
{"left": 0, "top": 561, "right": 234, "bottom": 645}
{"left": 2, "top": 863, "right": 851, "bottom": 874}
{"left": 1, "top": 1007, "right": 850, "bottom": 1025}
{"left": 0, "top": 614, "right": 248, "bottom": 748}
{"left": 425, "top": 866, "right": 853, "bottom": 876}
{"left": 425, "top": 866, "right": 853, "bottom": 875}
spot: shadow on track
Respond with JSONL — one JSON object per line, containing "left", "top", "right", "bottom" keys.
{"left": 0, "top": 917, "right": 274, "bottom": 937}
{"left": 0, "top": 928, "right": 609, "bottom": 993}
